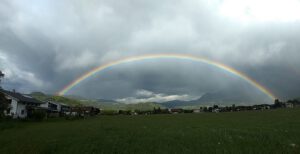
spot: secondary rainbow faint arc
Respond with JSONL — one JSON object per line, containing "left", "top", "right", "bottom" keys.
{"left": 57, "top": 53, "right": 276, "bottom": 100}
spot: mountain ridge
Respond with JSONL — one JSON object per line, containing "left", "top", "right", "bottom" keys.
{"left": 29, "top": 90, "right": 276, "bottom": 110}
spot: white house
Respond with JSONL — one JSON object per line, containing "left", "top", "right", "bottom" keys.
{"left": 40, "top": 101, "right": 70, "bottom": 113}
{"left": 193, "top": 109, "right": 201, "bottom": 113}
{"left": 39, "top": 101, "right": 71, "bottom": 117}
{"left": 40, "top": 101, "right": 60, "bottom": 112}
{"left": 0, "top": 89, "right": 44, "bottom": 119}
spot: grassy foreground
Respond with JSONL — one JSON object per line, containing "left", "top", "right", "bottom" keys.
{"left": 1, "top": 109, "right": 300, "bottom": 154}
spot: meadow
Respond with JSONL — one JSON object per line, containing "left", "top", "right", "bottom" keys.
{"left": 0, "top": 108, "right": 300, "bottom": 154}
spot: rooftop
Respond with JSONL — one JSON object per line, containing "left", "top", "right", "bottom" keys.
{"left": 0, "top": 89, "right": 43, "bottom": 104}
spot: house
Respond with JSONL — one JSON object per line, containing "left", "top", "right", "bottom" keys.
{"left": 169, "top": 108, "right": 184, "bottom": 114}
{"left": 69, "top": 106, "right": 100, "bottom": 117}
{"left": 40, "top": 101, "right": 71, "bottom": 117}
{"left": 284, "top": 103, "right": 294, "bottom": 108}
{"left": 80, "top": 106, "right": 100, "bottom": 116}
{"left": 212, "top": 108, "right": 220, "bottom": 113}
{"left": 273, "top": 99, "right": 297, "bottom": 109}
{"left": 40, "top": 101, "right": 59, "bottom": 111}
{"left": 0, "top": 89, "right": 44, "bottom": 119}
{"left": 193, "top": 109, "right": 201, "bottom": 113}
{"left": 60, "top": 103, "right": 71, "bottom": 115}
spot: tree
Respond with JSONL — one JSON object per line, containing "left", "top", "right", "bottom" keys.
{"left": 232, "top": 104, "right": 236, "bottom": 111}
{"left": 0, "top": 92, "right": 9, "bottom": 118}
{"left": 203, "top": 107, "right": 208, "bottom": 112}
{"left": 0, "top": 70, "right": 4, "bottom": 88}
{"left": 0, "top": 70, "right": 3, "bottom": 80}
{"left": 0, "top": 71, "right": 9, "bottom": 118}
{"left": 274, "top": 99, "right": 282, "bottom": 108}
{"left": 213, "top": 105, "right": 219, "bottom": 109}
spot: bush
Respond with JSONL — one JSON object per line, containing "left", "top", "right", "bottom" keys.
{"left": 65, "top": 115, "right": 84, "bottom": 120}
{"left": 100, "top": 110, "right": 118, "bottom": 115}
{"left": 0, "top": 92, "right": 9, "bottom": 119}
{"left": 30, "top": 110, "right": 46, "bottom": 121}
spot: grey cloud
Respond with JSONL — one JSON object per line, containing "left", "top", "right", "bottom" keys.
{"left": 0, "top": 0, "right": 300, "bottom": 102}
{"left": 116, "top": 89, "right": 199, "bottom": 104}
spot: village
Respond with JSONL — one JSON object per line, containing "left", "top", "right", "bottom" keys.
{"left": 0, "top": 89, "right": 100, "bottom": 120}
{"left": 1, "top": 88, "right": 299, "bottom": 120}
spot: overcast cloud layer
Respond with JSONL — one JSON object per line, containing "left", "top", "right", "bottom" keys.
{"left": 0, "top": 0, "right": 300, "bottom": 103}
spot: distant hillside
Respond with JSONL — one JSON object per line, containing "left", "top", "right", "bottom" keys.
{"left": 30, "top": 92, "right": 82, "bottom": 106}
{"left": 30, "top": 89, "right": 273, "bottom": 110}
{"left": 63, "top": 95, "right": 88, "bottom": 100}
{"left": 162, "top": 100, "right": 191, "bottom": 108}
{"left": 125, "top": 102, "right": 163, "bottom": 111}
{"left": 95, "top": 99, "right": 117, "bottom": 103}
{"left": 86, "top": 100, "right": 162, "bottom": 111}
{"left": 161, "top": 88, "right": 272, "bottom": 108}
{"left": 30, "top": 92, "right": 163, "bottom": 110}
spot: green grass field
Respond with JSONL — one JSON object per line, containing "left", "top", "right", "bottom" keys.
{"left": 1, "top": 108, "right": 300, "bottom": 154}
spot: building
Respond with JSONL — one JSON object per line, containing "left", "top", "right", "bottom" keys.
{"left": 285, "top": 103, "right": 294, "bottom": 108}
{"left": 169, "top": 108, "right": 184, "bottom": 114}
{"left": 0, "top": 89, "right": 44, "bottom": 119}
{"left": 70, "top": 106, "right": 100, "bottom": 116}
{"left": 212, "top": 108, "right": 220, "bottom": 113}
{"left": 40, "top": 101, "right": 59, "bottom": 112}
{"left": 60, "top": 103, "right": 71, "bottom": 115}
{"left": 193, "top": 109, "right": 201, "bottom": 113}
{"left": 40, "top": 101, "right": 71, "bottom": 117}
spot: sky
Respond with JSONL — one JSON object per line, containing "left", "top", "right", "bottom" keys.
{"left": 0, "top": 0, "right": 300, "bottom": 103}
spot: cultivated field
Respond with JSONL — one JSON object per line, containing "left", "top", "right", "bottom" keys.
{"left": 0, "top": 108, "right": 300, "bottom": 154}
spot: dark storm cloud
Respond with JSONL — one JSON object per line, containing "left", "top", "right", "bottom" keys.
{"left": 0, "top": 0, "right": 300, "bottom": 102}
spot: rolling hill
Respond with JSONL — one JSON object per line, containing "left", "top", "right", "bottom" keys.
{"left": 30, "top": 92, "right": 82, "bottom": 106}
{"left": 30, "top": 88, "right": 277, "bottom": 110}
{"left": 30, "top": 92, "right": 163, "bottom": 111}
{"left": 160, "top": 89, "right": 274, "bottom": 108}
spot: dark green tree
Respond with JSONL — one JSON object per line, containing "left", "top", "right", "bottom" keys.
{"left": 232, "top": 104, "right": 236, "bottom": 111}
{"left": 0, "top": 70, "right": 4, "bottom": 88}
{"left": 0, "top": 71, "right": 9, "bottom": 118}
{"left": 0, "top": 92, "right": 9, "bottom": 118}
{"left": 213, "top": 105, "right": 219, "bottom": 109}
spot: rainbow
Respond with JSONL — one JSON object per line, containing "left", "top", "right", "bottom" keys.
{"left": 57, "top": 53, "right": 276, "bottom": 100}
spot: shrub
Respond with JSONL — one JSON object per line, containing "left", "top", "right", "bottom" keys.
{"left": 100, "top": 110, "right": 118, "bottom": 115}
{"left": 0, "top": 92, "right": 9, "bottom": 119}
{"left": 30, "top": 110, "right": 46, "bottom": 121}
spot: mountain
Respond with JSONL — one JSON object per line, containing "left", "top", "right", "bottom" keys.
{"left": 161, "top": 100, "right": 191, "bottom": 108}
{"left": 94, "top": 99, "right": 163, "bottom": 110}
{"left": 30, "top": 92, "right": 162, "bottom": 110}
{"left": 30, "top": 87, "right": 273, "bottom": 110}
{"left": 63, "top": 95, "right": 88, "bottom": 100}
{"left": 125, "top": 102, "right": 163, "bottom": 111}
{"left": 160, "top": 88, "right": 272, "bottom": 108}
{"left": 191, "top": 92, "right": 250, "bottom": 105}
{"left": 30, "top": 92, "right": 82, "bottom": 106}
{"left": 95, "top": 99, "right": 117, "bottom": 103}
